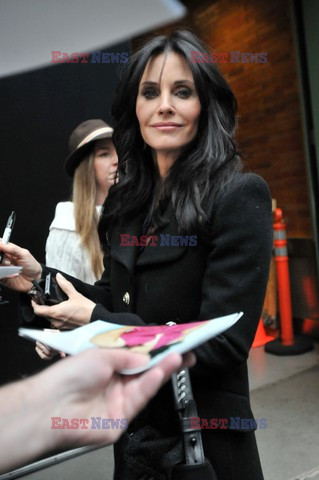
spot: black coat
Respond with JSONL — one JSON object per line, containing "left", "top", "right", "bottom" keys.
{"left": 43, "top": 172, "right": 273, "bottom": 478}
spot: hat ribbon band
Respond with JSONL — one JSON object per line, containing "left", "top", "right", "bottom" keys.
{"left": 77, "top": 127, "right": 113, "bottom": 149}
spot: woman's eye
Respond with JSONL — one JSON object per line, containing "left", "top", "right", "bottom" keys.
{"left": 142, "top": 88, "right": 158, "bottom": 99}
{"left": 175, "top": 88, "right": 192, "bottom": 99}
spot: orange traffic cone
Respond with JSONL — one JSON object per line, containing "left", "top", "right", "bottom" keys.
{"left": 265, "top": 208, "right": 313, "bottom": 355}
{"left": 252, "top": 319, "right": 276, "bottom": 348}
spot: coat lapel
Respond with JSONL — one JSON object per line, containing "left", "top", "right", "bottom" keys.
{"left": 110, "top": 211, "right": 145, "bottom": 273}
{"left": 136, "top": 213, "right": 188, "bottom": 267}
{"left": 110, "top": 205, "right": 189, "bottom": 272}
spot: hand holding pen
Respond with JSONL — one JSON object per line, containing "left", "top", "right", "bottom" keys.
{"left": 0, "top": 211, "right": 16, "bottom": 264}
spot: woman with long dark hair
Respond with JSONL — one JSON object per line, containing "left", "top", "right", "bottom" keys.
{"left": 0, "top": 30, "right": 272, "bottom": 479}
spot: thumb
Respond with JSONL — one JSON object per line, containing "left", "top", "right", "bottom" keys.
{"left": 55, "top": 272, "right": 76, "bottom": 296}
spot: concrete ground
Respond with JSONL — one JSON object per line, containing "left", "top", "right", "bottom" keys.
{"left": 250, "top": 345, "right": 319, "bottom": 480}
{"left": 1, "top": 340, "right": 318, "bottom": 480}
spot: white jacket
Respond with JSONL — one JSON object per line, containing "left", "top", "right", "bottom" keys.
{"left": 45, "top": 202, "right": 101, "bottom": 285}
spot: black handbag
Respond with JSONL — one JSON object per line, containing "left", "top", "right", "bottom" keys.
{"left": 170, "top": 368, "right": 218, "bottom": 480}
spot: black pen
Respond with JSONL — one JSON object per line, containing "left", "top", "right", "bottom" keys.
{"left": 0, "top": 211, "right": 16, "bottom": 263}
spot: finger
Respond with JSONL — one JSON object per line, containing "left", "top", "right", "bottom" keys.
{"left": 101, "top": 349, "right": 151, "bottom": 373}
{"left": 36, "top": 341, "right": 55, "bottom": 355}
{"left": 43, "top": 344, "right": 55, "bottom": 356}
{"left": 35, "top": 345, "right": 45, "bottom": 358}
{"left": 150, "top": 352, "right": 183, "bottom": 383}
{"left": 35, "top": 344, "right": 55, "bottom": 360}
{"left": 0, "top": 242, "right": 25, "bottom": 258}
{"left": 1, "top": 258, "right": 11, "bottom": 266}
{"left": 72, "top": 349, "right": 151, "bottom": 381}
{"left": 2, "top": 273, "right": 19, "bottom": 280}
{"left": 31, "top": 300, "right": 57, "bottom": 318}
{"left": 50, "top": 320, "right": 65, "bottom": 329}
{"left": 3, "top": 252, "right": 19, "bottom": 265}
{"left": 31, "top": 302, "right": 66, "bottom": 328}
{"left": 123, "top": 353, "right": 183, "bottom": 422}
{"left": 55, "top": 273, "right": 75, "bottom": 297}
{"left": 181, "top": 352, "right": 196, "bottom": 369}
{"left": 59, "top": 322, "right": 73, "bottom": 329}
{"left": 0, "top": 273, "right": 19, "bottom": 286}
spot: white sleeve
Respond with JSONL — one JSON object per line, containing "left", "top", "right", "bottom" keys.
{"left": 45, "top": 203, "right": 97, "bottom": 285}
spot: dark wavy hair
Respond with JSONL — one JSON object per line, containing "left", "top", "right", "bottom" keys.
{"left": 99, "top": 30, "right": 241, "bottom": 244}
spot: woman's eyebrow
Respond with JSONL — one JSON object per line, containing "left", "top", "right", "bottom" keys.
{"left": 140, "top": 80, "right": 158, "bottom": 87}
{"left": 140, "top": 79, "right": 194, "bottom": 87}
{"left": 173, "top": 79, "right": 194, "bottom": 86}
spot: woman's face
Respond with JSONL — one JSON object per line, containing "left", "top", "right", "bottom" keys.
{"left": 136, "top": 52, "right": 201, "bottom": 160}
{"left": 93, "top": 138, "right": 118, "bottom": 189}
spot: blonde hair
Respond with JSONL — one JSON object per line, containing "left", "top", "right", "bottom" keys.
{"left": 72, "top": 152, "right": 103, "bottom": 279}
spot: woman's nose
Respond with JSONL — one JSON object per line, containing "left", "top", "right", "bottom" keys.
{"left": 112, "top": 150, "right": 118, "bottom": 165}
{"left": 158, "top": 94, "right": 174, "bottom": 115}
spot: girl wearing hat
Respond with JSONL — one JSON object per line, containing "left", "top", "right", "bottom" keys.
{"left": 45, "top": 119, "right": 118, "bottom": 284}
{"left": 36, "top": 119, "right": 118, "bottom": 361}
{"left": 1, "top": 31, "right": 272, "bottom": 479}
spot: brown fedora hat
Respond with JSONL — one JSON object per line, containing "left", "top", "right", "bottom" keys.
{"left": 64, "top": 119, "right": 113, "bottom": 176}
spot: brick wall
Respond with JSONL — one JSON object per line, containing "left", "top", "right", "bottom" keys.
{"left": 133, "top": 0, "right": 312, "bottom": 237}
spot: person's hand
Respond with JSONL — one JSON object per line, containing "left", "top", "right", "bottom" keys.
{"left": 31, "top": 273, "right": 95, "bottom": 328}
{"left": 39, "top": 348, "right": 196, "bottom": 448}
{"left": 35, "top": 341, "right": 66, "bottom": 361}
{"left": 0, "top": 242, "right": 42, "bottom": 292}
{"left": 0, "top": 347, "right": 195, "bottom": 473}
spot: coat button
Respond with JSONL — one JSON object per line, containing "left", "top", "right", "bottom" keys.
{"left": 123, "top": 292, "right": 130, "bottom": 305}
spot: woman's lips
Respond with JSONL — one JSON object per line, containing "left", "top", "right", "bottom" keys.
{"left": 152, "top": 122, "right": 182, "bottom": 131}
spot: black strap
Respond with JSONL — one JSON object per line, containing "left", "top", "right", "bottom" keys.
{"left": 171, "top": 369, "right": 205, "bottom": 466}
